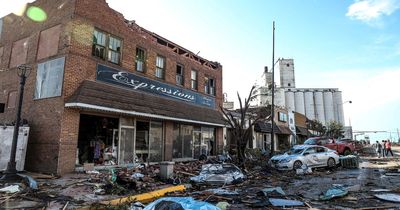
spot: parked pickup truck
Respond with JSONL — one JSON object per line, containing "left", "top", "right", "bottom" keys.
{"left": 304, "top": 137, "right": 355, "bottom": 155}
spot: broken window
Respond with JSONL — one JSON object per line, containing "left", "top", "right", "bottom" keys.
{"left": 204, "top": 77, "right": 215, "bottom": 95}
{"left": 173, "top": 124, "right": 193, "bottom": 159}
{"left": 7, "top": 91, "right": 17, "bottom": 109}
{"left": 34, "top": 57, "right": 65, "bottom": 99}
{"left": 108, "top": 36, "right": 121, "bottom": 64}
{"left": 92, "top": 29, "right": 121, "bottom": 64}
{"left": 176, "top": 64, "right": 184, "bottom": 86}
{"left": 148, "top": 121, "right": 163, "bottom": 162}
{"left": 155, "top": 55, "right": 165, "bottom": 79}
{"left": 191, "top": 70, "right": 198, "bottom": 90}
{"left": 135, "top": 47, "right": 146, "bottom": 72}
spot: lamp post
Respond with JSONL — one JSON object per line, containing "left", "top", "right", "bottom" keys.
{"left": 336, "top": 100, "right": 352, "bottom": 125}
{"left": 1, "top": 64, "right": 31, "bottom": 181}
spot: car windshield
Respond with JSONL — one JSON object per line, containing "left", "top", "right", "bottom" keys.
{"left": 304, "top": 138, "right": 317, "bottom": 145}
{"left": 286, "top": 148, "right": 304, "bottom": 155}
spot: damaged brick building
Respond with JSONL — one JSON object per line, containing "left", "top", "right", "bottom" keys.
{"left": 0, "top": 0, "right": 225, "bottom": 175}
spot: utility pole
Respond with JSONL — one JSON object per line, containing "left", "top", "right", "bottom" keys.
{"left": 397, "top": 128, "right": 400, "bottom": 143}
{"left": 270, "top": 21, "right": 275, "bottom": 157}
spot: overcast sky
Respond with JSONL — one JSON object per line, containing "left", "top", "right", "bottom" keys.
{"left": 1, "top": 0, "right": 400, "bottom": 141}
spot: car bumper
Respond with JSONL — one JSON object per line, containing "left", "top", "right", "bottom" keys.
{"left": 270, "top": 161, "right": 294, "bottom": 170}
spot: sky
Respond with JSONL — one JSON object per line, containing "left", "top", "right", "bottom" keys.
{"left": 1, "top": 0, "right": 400, "bottom": 141}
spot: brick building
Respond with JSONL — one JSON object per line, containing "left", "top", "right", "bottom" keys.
{"left": 0, "top": 0, "right": 224, "bottom": 175}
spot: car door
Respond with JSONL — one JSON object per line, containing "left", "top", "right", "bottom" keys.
{"left": 315, "top": 147, "right": 329, "bottom": 166}
{"left": 302, "top": 147, "right": 320, "bottom": 167}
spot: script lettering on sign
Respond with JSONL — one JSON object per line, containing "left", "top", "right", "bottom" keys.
{"left": 96, "top": 64, "right": 215, "bottom": 108}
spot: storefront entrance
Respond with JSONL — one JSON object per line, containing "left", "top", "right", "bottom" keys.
{"left": 77, "top": 114, "right": 119, "bottom": 166}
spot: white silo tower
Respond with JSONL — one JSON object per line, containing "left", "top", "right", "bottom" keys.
{"left": 323, "top": 91, "right": 335, "bottom": 124}
{"left": 294, "top": 91, "right": 305, "bottom": 115}
{"left": 333, "top": 91, "right": 344, "bottom": 125}
{"left": 304, "top": 91, "right": 315, "bottom": 120}
{"left": 279, "top": 59, "right": 296, "bottom": 88}
{"left": 314, "top": 91, "right": 326, "bottom": 125}
{"left": 285, "top": 90, "right": 295, "bottom": 111}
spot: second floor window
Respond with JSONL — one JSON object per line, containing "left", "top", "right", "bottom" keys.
{"left": 155, "top": 55, "right": 165, "bottom": 79}
{"left": 136, "top": 48, "right": 146, "bottom": 72}
{"left": 191, "top": 70, "right": 198, "bottom": 90}
{"left": 176, "top": 64, "right": 184, "bottom": 86}
{"left": 92, "top": 29, "right": 121, "bottom": 64}
{"left": 204, "top": 77, "right": 215, "bottom": 95}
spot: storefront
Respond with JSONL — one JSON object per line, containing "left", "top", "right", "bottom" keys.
{"left": 68, "top": 64, "right": 225, "bottom": 167}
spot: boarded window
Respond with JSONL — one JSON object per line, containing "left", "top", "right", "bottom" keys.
{"left": 34, "top": 57, "right": 65, "bottom": 99}
{"left": 0, "top": 103, "right": 4, "bottom": 113}
{"left": 7, "top": 91, "right": 17, "bottom": 109}
{"left": 37, "top": 25, "right": 61, "bottom": 60}
{"left": 0, "top": 47, "right": 3, "bottom": 67}
{"left": 10, "top": 37, "right": 29, "bottom": 68}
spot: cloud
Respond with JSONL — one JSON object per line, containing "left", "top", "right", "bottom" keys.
{"left": 346, "top": 0, "right": 400, "bottom": 24}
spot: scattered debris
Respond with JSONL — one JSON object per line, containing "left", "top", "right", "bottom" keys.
{"left": 0, "top": 185, "right": 20, "bottom": 193}
{"left": 319, "top": 185, "right": 348, "bottom": 201}
{"left": 100, "top": 185, "right": 187, "bottom": 205}
{"left": 374, "top": 194, "right": 400, "bottom": 203}
{"left": 216, "top": 201, "right": 230, "bottom": 210}
{"left": 18, "top": 174, "right": 38, "bottom": 190}
{"left": 346, "top": 184, "right": 361, "bottom": 192}
{"left": 371, "top": 189, "right": 392, "bottom": 192}
{"left": 259, "top": 187, "right": 286, "bottom": 196}
{"left": 340, "top": 155, "right": 359, "bottom": 169}
{"left": 200, "top": 188, "right": 239, "bottom": 195}
{"left": 190, "top": 164, "right": 245, "bottom": 185}
{"left": 296, "top": 164, "right": 312, "bottom": 175}
{"left": 269, "top": 198, "right": 304, "bottom": 207}
{"left": 143, "top": 197, "right": 220, "bottom": 210}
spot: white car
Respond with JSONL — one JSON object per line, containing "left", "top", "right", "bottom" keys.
{"left": 269, "top": 145, "right": 339, "bottom": 170}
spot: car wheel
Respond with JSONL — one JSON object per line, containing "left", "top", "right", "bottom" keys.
{"left": 293, "top": 160, "right": 303, "bottom": 170}
{"left": 343, "top": 148, "right": 351, "bottom": 156}
{"left": 327, "top": 158, "right": 336, "bottom": 168}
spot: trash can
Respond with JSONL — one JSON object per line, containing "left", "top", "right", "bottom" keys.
{"left": 159, "top": 161, "right": 175, "bottom": 180}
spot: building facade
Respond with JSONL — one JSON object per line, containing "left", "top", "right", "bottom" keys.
{"left": 0, "top": 0, "right": 224, "bottom": 174}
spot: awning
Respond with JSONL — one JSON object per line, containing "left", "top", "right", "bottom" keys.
{"left": 65, "top": 80, "right": 226, "bottom": 127}
{"left": 254, "top": 122, "right": 292, "bottom": 135}
{"left": 296, "top": 126, "right": 312, "bottom": 136}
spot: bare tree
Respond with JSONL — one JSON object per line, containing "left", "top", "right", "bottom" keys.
{"left": 221, "top": 86, "right": 269, "bottom": 167}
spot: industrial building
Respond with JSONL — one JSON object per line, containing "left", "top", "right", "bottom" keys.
{"left": 0, "top": 0, "right": 224, "bottom": 174}
{"left": 253, "top": 59, "right": 347, "bottom": 126}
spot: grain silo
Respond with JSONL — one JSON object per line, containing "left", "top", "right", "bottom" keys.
{"left": 323, "top": 91, "right": 334, "bottom": 123}
{"left": 333, "top": 91, "right": 344, "bottom": 125}
{"left": 285, "top": 90, "right": 295, "bottom": 111}
{"left": 314, "top": 90, "right": 325, "bottom": 125}
{"left": 294, "top": 91, "right": 305, "bottom": 115}
{"left": 304, "top": 91, "right": 315, "bottom": 120}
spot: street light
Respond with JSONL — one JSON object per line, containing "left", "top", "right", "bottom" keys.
{"left": 336, "top": 100, "right": 352, "bottom": 125}
{"left": 1, "top": 64, "right": 31, "bottom": 181}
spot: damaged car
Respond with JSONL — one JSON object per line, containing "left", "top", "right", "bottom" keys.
{"left": 269, "top": 145, "right": 339, "bottom": 170}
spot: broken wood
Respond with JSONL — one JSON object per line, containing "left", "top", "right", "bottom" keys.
{"left": 176, "top": 171, "right": 196, "bottom": 176}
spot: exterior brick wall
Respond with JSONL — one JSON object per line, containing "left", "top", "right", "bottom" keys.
{"left": 0, "top": 0, "right": 224, "bottom": 174}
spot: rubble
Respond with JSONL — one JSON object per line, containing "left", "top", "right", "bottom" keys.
{"left": 374, "top": 194, "right": 400, "bottom": 203}
{"left": 190, "top": 163, "right": 245, "bottom": 185}
{"left": 143, "top": 197, "right": 220, "bottom": 210}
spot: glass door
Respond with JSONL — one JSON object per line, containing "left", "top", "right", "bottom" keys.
{"left": 118, "top": 118, "right": 135, "bottom": 164}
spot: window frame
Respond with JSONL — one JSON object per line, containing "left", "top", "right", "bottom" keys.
{"left": 278, "top": 112, "right": 288, "bottom": 122}
{"left": 191, "top": 70, "right": 198, "bottom": 90}
{"left": 155, "top": 55, "right": 166, "bottom": 79}
{"left": 135, "top": 47, "right": 146, "bottom": 72}
{"left": 92, "top": 28, "right": 122, "bottom": 65}
{"left": 176, "top": 64, "right": 184, "bottom": 86}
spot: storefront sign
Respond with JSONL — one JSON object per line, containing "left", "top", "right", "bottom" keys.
{"left": 96, "top": 64, "right": 215, "bottom": 108}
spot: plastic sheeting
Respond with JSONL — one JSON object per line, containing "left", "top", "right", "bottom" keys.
{"left": 190, "top": 164, "right": 245, "bottom": 185}
{"left": 374, "top": 194, "right": 400, "bottom": 203}
{"left": 143, "top": 197, "right": 220, "bottom": 210}
{"left": 269, "top": 198, "right": 304, "bottom": 207}
{"left": 319, "top": 185, "right": 348, "bottom": 200}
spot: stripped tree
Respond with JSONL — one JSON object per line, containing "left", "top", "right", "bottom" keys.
{"left": 221, "top": 86, "right": 270, "bottom": 167}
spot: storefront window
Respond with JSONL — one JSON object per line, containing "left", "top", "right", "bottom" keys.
{"left": 202, "top": 127, "right": 215, "bottom": 156}
{"left": 173, "top": 124, "right": 194, "bottom": 159}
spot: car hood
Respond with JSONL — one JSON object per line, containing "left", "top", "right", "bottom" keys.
{"left": 271, "top": 153, "right": 298, "bottom": 161}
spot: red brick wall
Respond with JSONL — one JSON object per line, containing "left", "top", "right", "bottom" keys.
{"left": 1, "top": 0, "right": 224, "bottom": 174}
